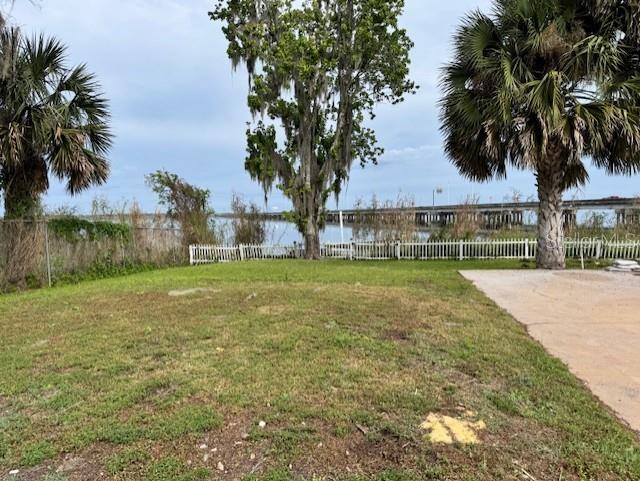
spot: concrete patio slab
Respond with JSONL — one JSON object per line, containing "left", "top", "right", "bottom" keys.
{"left": 461, "top": 270, "right": 640, "bottom": 432}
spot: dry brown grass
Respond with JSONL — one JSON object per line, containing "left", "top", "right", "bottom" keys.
{"left": 0, "top": 218, "right": 185, "bottom": 291}
{"left": 0, "top": 220, "right": 46, "bottom": 289}
{"left": 352, "top": 194, "right": 417, "bottom": 242}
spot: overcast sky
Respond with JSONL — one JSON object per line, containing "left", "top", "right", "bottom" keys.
{"left": 8, "top": 0, "right": 640, "bottom": 213}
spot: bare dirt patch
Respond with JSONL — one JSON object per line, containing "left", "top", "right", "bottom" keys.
{"left": 461, "top": 270, "right": 640, "bottom": 432}
{"left": 256, "top": 305, "right": 288, "bottom": 316}
{"left": 168, "top": 288, "right": 221, "bottom": 297}
{"left": 4, "top": 445, "right": 118, "bottom": 481}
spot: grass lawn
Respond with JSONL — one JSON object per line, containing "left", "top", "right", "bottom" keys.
{"left": 0, "top": 260, "right": 638, "bottom": 481}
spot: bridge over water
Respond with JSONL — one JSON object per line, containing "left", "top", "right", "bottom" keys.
{"left": 79, "top": 197, "right": 639, "bottom": 231}
{"left": 261, "top": 197, "right": 640, "bottom": 230}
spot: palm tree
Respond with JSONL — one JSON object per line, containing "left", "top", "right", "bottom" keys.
{"left": 0, "top": 27, "right": 112, "bottom": 218}
{"left": 0, "top": 27, "right": 112, "bottom": 285}
{"left": 440, "top": 0, "right": 640, "bottom": 269}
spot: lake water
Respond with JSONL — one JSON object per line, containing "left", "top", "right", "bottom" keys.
{"left": 217, "top": 220, "right": 353, "bottom": 245}
{"left": 217, "top": 219, "right": 431, "bottom": 244}
{"left": 268, "top": 221, "right": 356, "bottom": 244}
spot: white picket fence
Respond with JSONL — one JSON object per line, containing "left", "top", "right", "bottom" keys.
{"left": 189, "top": 244, "right": 304, "bottom": 264}
{"left": 190, "top": 238, "right": 640, "bottom": 265}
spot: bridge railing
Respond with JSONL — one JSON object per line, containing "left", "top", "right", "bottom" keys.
{"left": 190, "top": 238, "right": 640, "bottom": 265}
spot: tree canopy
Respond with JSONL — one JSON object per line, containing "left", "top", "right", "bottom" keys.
{"left": 0, "top": 27, "right": 112, "bottom": 219}
{"left": 211, "top": 0, "right": 416, "bottom": 257}
{"left": 440, "top": 0, "right": 640, "bottom": 268}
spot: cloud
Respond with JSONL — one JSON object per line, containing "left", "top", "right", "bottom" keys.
{"left": 114, "top": 117, "right": 246, "bottom": 149}
{"left": 383, "top": 144, "right": 443, "bottom": 161}
{"left": 8, "top": 0, "right": 640, "bottom": 214}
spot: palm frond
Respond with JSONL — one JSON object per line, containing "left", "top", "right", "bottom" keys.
{"left": 440, "top": 0, "right": 640, "bottom": 189}
{"left": 0, "top": 27, "right": 113, "bottom": 208}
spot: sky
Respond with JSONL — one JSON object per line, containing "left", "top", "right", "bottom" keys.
{"left": 7, "top": 0, "right": 640, "bottom": 214}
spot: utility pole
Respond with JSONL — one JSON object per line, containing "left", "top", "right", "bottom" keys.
{"left": 433, "top": 187, "right": 443, "bottom": 207}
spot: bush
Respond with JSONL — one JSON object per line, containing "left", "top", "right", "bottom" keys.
{"left": 432, "top": 196, "right": 481, "bottom": 241}
{"left": 48, "top": 216, "right": 131, "bottom": 242}
{"left": 230, "top": 194, "right": 267, "bottom": 245}
{"left": 146, "top": 170, "right": 221, "bottom": 246}
{"left": 352, "top": 194, "right": 417, "bottom": 242}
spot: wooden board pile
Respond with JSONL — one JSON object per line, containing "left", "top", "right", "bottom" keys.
{"left": 607, "top": 259, "right": 640, "bottom": 273}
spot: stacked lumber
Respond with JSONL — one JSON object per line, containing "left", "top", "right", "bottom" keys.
{"left": 607, "top": 259, "right": 640, "bottom": 273}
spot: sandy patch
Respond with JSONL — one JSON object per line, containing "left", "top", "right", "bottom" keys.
{"left": 168, "top": 288, "right": 221, "bottom": 297}
{"left": 420, "top": 412, "right": 486, "bottom": 445}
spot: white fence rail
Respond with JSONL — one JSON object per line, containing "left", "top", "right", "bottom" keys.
{"left": 189, "top": 244, "right": 303, "bottom": 265}
{"left": 190, "top": 239, "right": 640, "bottom": 265}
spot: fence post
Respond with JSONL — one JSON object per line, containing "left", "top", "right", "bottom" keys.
{"left": 395, "top": 241, "right": 401, "bottom": 260}
{"left": 524, "top": 239, "right": 529, "bottom": 259}
{"left": 596, "top": 240, "right": 602, "bottom": 260}
{"left": 239, "top": 244, "right": 245, "bottom": 261}
{"left": 458, "top": 240, "right": 463, "bottom": 261}
{"left": 44, "top": 221, "right": 52, "bottom": 288}
{"left": 189, "top": 245, "right": 194, "bottom": 265}
{"left": 350, "top": 242, "right": 355, "bottom": 261}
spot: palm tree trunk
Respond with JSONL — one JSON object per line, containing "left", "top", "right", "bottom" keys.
{"left": 3, "top": 169, "right": 41, "bottom": 220}
{"left": 536, "top": 160, "right": 565, "bottom": 270}
{"left": 3, "top": 170, "right": 44, "bottom": 288}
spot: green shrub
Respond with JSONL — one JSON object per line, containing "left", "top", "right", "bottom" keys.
{"left": 48, "top": 216, "right": 131, "bottom": 243}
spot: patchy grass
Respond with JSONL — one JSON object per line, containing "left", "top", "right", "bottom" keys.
{"left": 0, "top": 260, "right": 638, "bottom": 481}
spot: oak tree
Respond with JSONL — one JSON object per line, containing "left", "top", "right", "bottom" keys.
{"left": 211, "top": 0, "right": 416, "bottom": 257}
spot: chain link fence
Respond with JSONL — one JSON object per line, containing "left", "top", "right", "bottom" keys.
{"left": 0, "top": 220, "right": 186, "bottom": 290}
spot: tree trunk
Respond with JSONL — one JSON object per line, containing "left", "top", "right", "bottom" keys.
{"left": 536, "top": 158, "right": 565, "bottom": 270}
{"left": 3, "top": 168, "right": 41, "bottom": 220}
{"left": 2, "top": 168, "right": 44, "bottom": 289}
{"left": 296, "top": 94, "right": 323, "bottom": 260}
{"left": 304, "top": 215, "right": 321, "bottom": 260}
